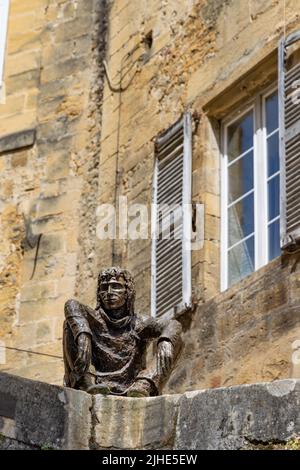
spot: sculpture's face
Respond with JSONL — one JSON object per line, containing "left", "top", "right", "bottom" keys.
{"left": 99, "top": 275, "right": 127, "bottom": 310}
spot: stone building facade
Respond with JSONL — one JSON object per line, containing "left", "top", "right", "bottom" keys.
{"left": 0, "top": 0, "right": 107, "bottom": 383}
{"left": 0, "top": 0, "right": 300, "bottom": 391}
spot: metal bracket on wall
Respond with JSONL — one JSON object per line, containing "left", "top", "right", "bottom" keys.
{"left": 21, "top": 214, "right": 43, "bottom": 280}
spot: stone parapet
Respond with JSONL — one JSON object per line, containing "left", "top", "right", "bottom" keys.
{"left": 0, "top": 372, "right": 300, "bottom": 450}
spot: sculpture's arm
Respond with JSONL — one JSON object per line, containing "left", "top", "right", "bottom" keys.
{"left": 64, "top": 299, "right": 92, "bottom": 341}
{"left": 156, "top": 319, "right": 182, "bottom": 376}
{"left": 138, "top": 316, "right": 182, "bottom": 346}
{"left": 157, "top": 319, "right": 182, "bottom": 349}
{"left": 138, "top": 317, "right": 182, "bottom": 376}
{"left": 64, "top": 299, "right": 93, "bottom": 377}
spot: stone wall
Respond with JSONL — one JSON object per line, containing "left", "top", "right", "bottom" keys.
{"left": 166, "top": 256, "right": 300, "bottom": 393}
{"left": 96, "top": 0, "right": 300, "bottom": 395}
{"left": 1, "top": 0, "right": 300, "bottom": 392}
{"left": 97, "top": 0, "right": 300, "bottom": 312}
{"left": 0, "top": 0, "right": 108, "bottom": 384}
{"left": 1, "top": 372, "right": 300, "bottom": 450}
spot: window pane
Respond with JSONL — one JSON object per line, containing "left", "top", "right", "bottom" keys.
{"left": 228, "top": 193, "right": 254, "bottom": 247}
{"left": 267, "top": 131, "right": 279, "bottom": 177}
{"left": 265, "top": 92, "right": 278, "bottom": 135}
{"left": 268, "top": 174, "right": 280, "bottom": 221}
{"left": 268, "top": 219, "right": 280, "bottom": 260}
{"left": 228, "top": 150, "right": 253, "bottom": 202}
{"left": 228, "top": 236, "right": 255, "bottom": 287}
{"left": 228, "top": 111, "right": 254, "bottom": 162}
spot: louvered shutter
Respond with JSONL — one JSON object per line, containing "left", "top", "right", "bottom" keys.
{"left": 0, "top": 0, "right": 9, "bottom": 90}
{"left": 279, "top": 30, "right": 300, "bottom": 248}
{"left": 151, "top": 114, "right": 192, "bottom": 317}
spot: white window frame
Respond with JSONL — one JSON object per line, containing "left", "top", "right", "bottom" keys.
{"left": 151, "top": 114, "right": 192, "bottom": 318}
{"left": 221, "top": 84, "right": 279, "bottom": 291}
{"left": 0, "top": 0, "right": 10, "bottom": 95}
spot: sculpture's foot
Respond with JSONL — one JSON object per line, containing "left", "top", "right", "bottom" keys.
{"left": 76, "top": 372, "right": 95, "bottom": 391}
{"left": 126, "top": 379, "right": 152, "bottom": 398}
{"left": 86, "top": 384, "right": 111, "bottom": 395}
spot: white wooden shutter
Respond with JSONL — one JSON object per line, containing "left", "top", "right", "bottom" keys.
{"left": 151, "top": 114, "right": 192, "bottom": 317}
{"left": 0, "top": 0, "right": 9, "bottom": 89}
{"left": 279, "top": 30, "right": 300, "bottom": 248}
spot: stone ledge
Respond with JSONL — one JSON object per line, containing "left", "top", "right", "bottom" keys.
{"left": 175, "top": 379, "right": 300, "bottom": 450}
{"left": 0, "top": 129, "right": 36, "bottom": 155}
{"left": 0, "top": 372, "right": 300, "bottom": 450}
{"left": 0, "top": 372, "right": 92, "bottom": 450}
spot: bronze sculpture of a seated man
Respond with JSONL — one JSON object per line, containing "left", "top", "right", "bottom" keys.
{"left": 63, "top": 267, "right": 182, "bottom": 397}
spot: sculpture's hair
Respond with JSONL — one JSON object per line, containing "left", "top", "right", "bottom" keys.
{"left": 96, "top": 266, "right": 136, "bottom": 316}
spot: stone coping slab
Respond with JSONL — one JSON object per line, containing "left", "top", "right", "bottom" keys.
{"left": 0, "top": 372, "right": 299, "bottom": 450}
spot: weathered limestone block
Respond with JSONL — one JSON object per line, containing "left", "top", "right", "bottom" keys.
{"left": 0, "top": 129, "right": 35, "bottom": 154}
{"left": 0, "top": 372, "right": 92, "bottom": 450}
{"left": 175, "top": 380, "right": 300, "bottom": 450}
{"left": 92, "top": 394, "right": 180, "bottom": 450}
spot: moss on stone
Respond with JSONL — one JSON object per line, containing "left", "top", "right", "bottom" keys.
{"left": 284, "top": 437, "right": 300, "bottom": 450}
{"left": 40, "top": 443, "right": 54, "bottom": 450}
{"left": 245, "top": 436, "right": 300, "bottom": 450}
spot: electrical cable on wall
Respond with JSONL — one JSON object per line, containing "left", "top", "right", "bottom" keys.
{"left": 102, "top": 42, "right": 145, "bottom": 265}
{"left": 0, "top": 345, "right": 63, "bottom": 360}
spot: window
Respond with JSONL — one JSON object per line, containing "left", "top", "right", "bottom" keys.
{"left": 221, "top": 89, "right": 280, "bottom": 290}
{"left": 0, "top": 0, "right": 9, "bottom": 94}
{"left": 151, "top": 114, "right": 192, "bottom": 317}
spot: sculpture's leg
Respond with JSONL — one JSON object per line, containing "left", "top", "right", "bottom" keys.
{"left": 127, "top": 338, "right": 182, "bottom": 397}
{"left": 126, "top": 372, "right": 158, "bottom": 397}
{"left": 127, "top": 358, "right": 165, "bottom": 397}
{"left": 86, "top": 383, "right": 111, "bottom": 395}
{"left": 63, "top": 320, "right": 77, "bottom": 387}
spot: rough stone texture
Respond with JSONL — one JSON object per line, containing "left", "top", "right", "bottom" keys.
{"left": 96, "top": 0, "right": 299, "bottom": 312}
{"left": 1, "top": 0, "right": 300, "bottom": 393}
{"left": 175, "top": 379, "right": 300, "bottom": 450}
{"left": 0, "top": 0, "right": 108, "bottom": 386}
{"left": 92, "top": 394, "right": 180, "bottom": 450}
{"left": 0, "top": 436, "right": 36, "bottom": 450}
{"left": 165, "top": 256, "right": 300, "bottom": 394}
{"left": 1, "top": 373, "right": 300, "bottom": 450}
{"left": 0, "top": 372, "right": 92, "bottom": 450}
{"left": 0, "top": 129, "right": 36, "bottom": 154}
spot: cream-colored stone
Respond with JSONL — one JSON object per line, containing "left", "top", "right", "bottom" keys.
{"left": 0, "top": 111, "right": 36, "bottom": 134}
{"left": 6, "top": 50, "right": 40, "bottom": 77}
{"left": 8, "top": 29, "right": 41, "bottom": 55}
{"left": 0, "top": 93, "right": 26, "bottom": 117}
{"left": 93, "top": 394, "right": 180, "bottom": 449}
{"left": 10, "top": 0, "right": 48, "bottom": 15}
{"left": 18, "top": 296, "right": 66, "bottom": 325}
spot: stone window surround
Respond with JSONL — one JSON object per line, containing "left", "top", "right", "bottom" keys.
{"left": 202, "top": 49, "right": 279, "bottom": 296}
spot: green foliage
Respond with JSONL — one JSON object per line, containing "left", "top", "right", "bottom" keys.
{"left": 40, "top": 443, "right": 54, "bottom": 450}
{"left": 284, "top": 437, "right": 300, "bottom": 450}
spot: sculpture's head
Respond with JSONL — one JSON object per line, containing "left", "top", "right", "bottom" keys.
{"left": 96, "top": 267, "right": 135, "bottom": 316}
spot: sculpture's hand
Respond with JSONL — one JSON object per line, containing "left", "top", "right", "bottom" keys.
{"left": 157, "top": 340, "right": 173, "bottom": 376}
{"left": 74, "top": 333, "right": 91, "bottom": 376}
